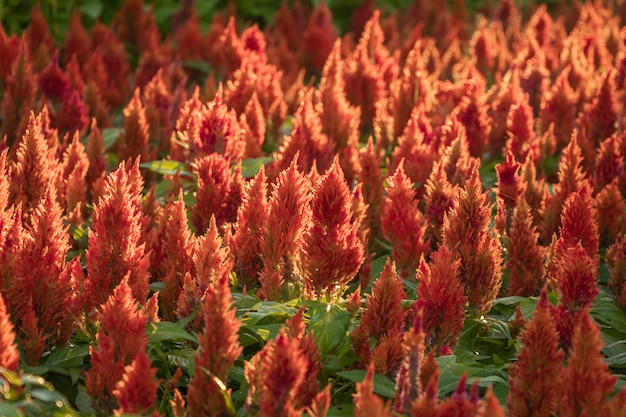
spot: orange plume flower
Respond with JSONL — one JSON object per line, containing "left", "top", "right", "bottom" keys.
{"left": 301, "top": 2, "right": 337, "bottom": 72}
{"left": 112, "top": 350, "right": 160, "bottom": 416}
{"left": 117, "top": 88, "right": 151, "bottom": 163}
{"left": 353, "top": 363, "right": 393, "bottom": 417}
{"left": 0, "top": 293, "right": 19, "bottom": 372}
{"left": 357, "top": 138, "right": 385, "bottom": 248}
{"left": 381, "top": 162, "right": 429, "bottom": 276}
{"left": 495, "top": 151, "right": 525, "bottom": 236}
{"left": 423, "top": 161, "right": 458, "bottom": 247}
{"left": 507, "top": 287, "right": 564, "bottom": 417}
{"left": 86, "top": 277, "right": 149, "bottom": 415}
{"left": 415, "top": 246, "right": 466, "bottom": 352}
{"left": 187, "top": 275, "right": 242, "bottom": 416}
{"left": 607, "top": 233, "right": 626, "bottom": 310}
{"left": 303, "top": 159, "right": 365, "bottom": 298}
{"left": 442, "top": 173, "right": 503, "bottom": 313}
{"left": 84, "top": 160, "right": 150, "bottom": 313}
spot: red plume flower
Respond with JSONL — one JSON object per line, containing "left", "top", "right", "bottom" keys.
{"left": 594, "top": 133, "right": 624, "bottom": 193}
{"left": 303, "top": 158, "right": 365, "bottom": 298}
{"left": 352, "top": 260, "right": 407, "bottom": 375}
{"left": 423, "top": 161, "right": 458, "bottom": 247}
{"left": 58, "top": 132, "right": 89, "bottom": 225}
{"left": 260, "top": 159, "right": 311, "bottom": 296}
{"left": 187, "top": 275, "right": 242, "bottom": 416}
{"left": 112, "top": 350, "right": 160, "bottom": 416}
{"left": 84, "top": 160, "right": 150, "bottom": 313}
{"left": 596, "top": 180, "right": 626, "bottom": 245}
{"left": 607, "top": 233, "right": 626, "bottom": 310}
{"left": 63, "top": 12, "right": 90, "bottom": 65}
{"left": 539, "top": 67, "right": 579, "bottom": 148}
{"left": 240, "top": 91, "right": 266, "bottom": 158}
{"left": 495, "top": 151, "right": 525, "bottom": 235}
{"left": 191, "top": 153, "right": 244, "bottom": 234}
{"left": 353, "top": 363, "right": 393, "bottom": 417}
{"left": 231, "top": 167, "right": 268, "bottom": 288}
{"left": 301, "top": 2, "right": 337, "bottom": 72}
{"left": 540, "top": 132, "right": 587, "bottom": 243}
{"left": 415, "top": 246, "right": 466, "bottom": 352}
{"left": 86, "top": 277, "right": 149, "bottom": 415}
{"left": 507, "top": 287, "right": 564, "bottom": 417}
{"left": 556, "top": 310, "right": 619, "bottom": 416}
{"left": 0, "top": 293, "right": 19, "bottom": 372}
{"left": 118, "top": 88, "right": 151, "bottom": 163}
{"left": 506, "top": 199, "right": 546, "bottom": 296}
{"left": 442, "top": 172, "right": 503, "bottom": 313}
{"left": 381, "top": 161, "right": 429, "bottom": 276}
{"left": 358, "top": 138, "right": 385, "bottom": 248}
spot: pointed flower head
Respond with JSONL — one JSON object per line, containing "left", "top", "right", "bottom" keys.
{"left": 112, "top": 350, "right": 160, "bottom": 416}
{"left": 0, "top": 293, "right": 19, "bottom": 371}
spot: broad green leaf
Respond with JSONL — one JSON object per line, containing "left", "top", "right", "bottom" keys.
{"left": 0, "top": 403, "right": 22, "bottom": 417}
{"left": 147, "top": 321, "right": 197, "bottom": 344}
{"left": 102, "top": 127, "right": 121, "bottom": 150}
{"left": 436, "top": 355, "right": 458, "bottom": 395}
{"left": 326, "top": 404, "right": 355, "bottom": 417}
{"left": 79, "top": 0, "right": 103, "bottom": 20}
{"left": 335, "top": 370, "right": 396, "bottom": 398}
{"left": 308, "top": 301, "right": 350, "bottom": 354}
{"left": 255, "top": 323, "right": 284, "bottom": 341}
{"left": 44, "top": 345, "right": 89, "bottom": 370}
{"left": 241, "top": 300, "right": 299, "bottom": 327}
{"left": 591, "top": 297, "right": 626, "bottom": 334}
{"left": 182, "top": 60, "right": 212, "bottom": 75}
{"left": 606, "top": 352, "right": 626, "bottom": 368}
{"left": 241, "top": 157, "right": 273, "bottom": 178}
{"left": 139, "top": 160, "right": 193, "bottom": 177}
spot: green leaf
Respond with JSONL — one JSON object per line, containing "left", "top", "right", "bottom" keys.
{"left": 0, "top": 403, "right": 22, "bottom": 417}
{"left": 326, "top": 404, "right": 355, "bottom": 417}
{"left": 44, "top": 345, "right": 89, "bottom": 370}
{"left": 606, "top": 352, "right": 626, "bottom": 368}
{"left": 182, "top": 60, "right": 212, "bottom": 75}
{"left": 102, "top": 127, "right": 121, "bottom": 150}
{"left": 139, "top": 160, "right": 193, "bottom": 177}
{"left": 147, "top": 321, "right": 197, "bottom": 344}
{"left": 241, "top": 300, "right": 299, "bottom": 327}
{"left": 241, "top": 157, "right": 272, "bottom": 178}
{"left": 79, "top": 0, "right": 103, "bottom": 20}
{"left": 591, "top": 298, "right": 626, "bottom": 335}
{"left": 307, "top": 301, "right": 350, "bottom": 354}
{"left": 335, "top": 370, "right": 396, "bottom": 398}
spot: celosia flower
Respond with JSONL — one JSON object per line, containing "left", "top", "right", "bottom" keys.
{"left": 84, "top": 161, "right": 150, "bottom": 313}
{"left": 556, "top": 309, "right": 618, "bottom": 416}
{"left": 519, "top": 155, "right": 546, "bottom": 230}
{"left": 301, "top": 2, "right": 337, "bottom": 72}
{"left": 156, "top": 191, "right": 196, "bottom": 321}
{"left": 357, "top": 138, "right": 384, "bottom": 249}
{"left": 142, "top": 69, "right": 173, "bottom": 155}
{"left": 437, "top": 374, "right": 481, "bottom": 416}
{"left": 552, "top": 243, "right": 598, "bottom": 313}
{"left": 453, "top": 86, "right": 491, "bottom": 158}
{"left": 381, "top": 161, "right": 429, "bottom": 276}
{"left": 495, "top": 151, "right": 525, "bottom": 235}
{"left": 607, "top": 233, "right": 626, "bottom": 309}
{"left": 38, "top": 54, "right": 70, "bottom": 101}
{"left": 594, "top": 133, "right": 624, "bottom": 193}
{"left": 306, "top": 385, "right": 331, "bottom": 417}
{"left": 0, "top": 26, "right": 20, "bottom": 82}
{"left": 241, "top": 91, "right": 266, "bottom": 158}
{"left": 507, "top": 287, "right": 564, "bottom": 417}
{"left": 270, "top": 89, "right": 333, "bottom": 178}
{"left": 86, "top": 277, "right": 148, "bottom": 415}
{"left": 415, "top": 246, "right": 466, "bottom": 351}
{"left": 260, "top": 159, "right": 311, "bottom": 294}
{"left": 0, "top": 293, "right": 19, "bottom": 371}
{"left": 9, "top": 112, "right": 58, "bottom": 215}
{"left": 539, "top": 68, "right": 579, "bottom": 148}
{"left": 303, "top": 159, "right": 365, "bottom": 298}
{"left": 187, "top": 275, "right": 242, "bottom": 416}
{"left": 585, "top": 70, "right": 617, "bottom": 144}
{"left": 89, "top": 23, "right": 130, "bottom": 108}
{"left": 58, "top": 132, "right": 89, "bottom": 225}
{"left": 191, "top": 153, "right": 244, "bottom": 233}
{"left": 394, "top": 309, "right": 427, "bottom": 414}
{"left": 506, "top": 199, "right": 546, "bottom": 297}
{"left": 442, "top": 172, "right": 503, "bottom": 313}
{"left": 438, "top": 121, "right": 480, "bottom": 187}
{"left": 423, "top": 161, "right": 457, "bottom": 247}
{"left": 540, "top": 132, "right": 587, "bottom": 243}
{"left": 63, "top": 12, "right": 90, "bottom": 65}
{"left": 117, "top": 88, "right": 151, "bottom": 163}
{"left": 286, "top": 308, "right": 322, "bottom": 409}
{"left": 353, "top": 363, "right": 393, "bottom": 417}
{"left": 112, "top": 350, "right": 160, "bottom": 416}
{"left": 352, "top": 260, "right": 407, "bottom": 373}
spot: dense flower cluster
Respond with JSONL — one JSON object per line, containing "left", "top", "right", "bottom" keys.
{"left": 1, "top": 0, "right": 626, "bottom": 415}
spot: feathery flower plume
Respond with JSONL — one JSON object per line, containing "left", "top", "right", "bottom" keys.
{"left": 241, "top": 91, "right": 266, "bottom": 158}
{"left": 539, "top": 68, "right": 578, "bottom": 148}
{"left": 156, "top": 191, "right": 196, "bottom": 321}
{"left": 259, "top": 159, "right": 311, "bottom": 298}
{"left": 11, "top": 189, "right": 75, "bottom": 364}
{"left": 607, "top": 233, "right": 626, "bottom": 310}
{"left": 353, "top": 363, "right": 393, "bottom": 417}
{"left": 187, "top": 275, "right": 242, "bottom": 416}
{"left": 495, "top": 151, "right": 525, "bottom": 235}
{"left": 390, "top": 108, "right": 437, "bottom": 200}
{"left": 301, "top": 2, "right": 337, "bottom": 73}
{"left": 84, "top": 160, "right": 150, "bottom": 313}
{"left": 0, "top": 293, "right": 19, "bottom": 371}
{"left": 442, "top": 173, "right": 503, "bottom": 313}
{"left": 596, "top": 180, "right": 625, "bottom": 245}
{"left": 507, "top": 287, "right": 564, "bottom": 417}
{"left": 270, "top": 89, "right": 333, "bottom": 178}
{"left": 303, "top": 158, "right": 365, "bottom": 298}
{"left": 557, "top": 310, "right": 618, "bottom": 416}
{"left": 453, "top": 90, "right": 491, "bottom": 158}
{"left": 415, "top": 247, "right": 466, "bottom": 352}
{"left": 594, "top": 133, "right": 624, "bottom": 193}
{"left": 437, "top": 375, "right": 481, "bottom": 416}
{"left": 177, "top": 216, "right": 231, "bottom": 328}
{"left": 191, "top": 153, "right": 244, "bottom": 234}
{"left": 0, "top": 26, "right": 20, "bottom": 83}
{"left": 117, "top": 88, "right": 151, "bottom": 163}
{"left": 86, "top": 277, "right": 148, "bottom": 415}
{"left": 89, "top": 23, "right": 130, "bottom": 108}
{"left": 9, "top": 112, "right": 58, "bottom": 217}
{"left": 540, "top": 132, "right": 587, "bottom": 243}
{"left": 507, "top": 199, "right": 546, "bottom": 296}
{"left": 63, "top": 12, "right": 90, "bottom": 65}
{"left": 357, "top": 138, "right": 385, "bottom": 249}
{"left": 438, "top": 121, "right": 479, "bottom": 187}
{"left": 381, "top": 161, "right": 429, "bottom": 276}
{"left": 307, "top": 385, "right": 331, "bottom": 417}
{"left": 519, "top": 155, "right": 545, "bottom": 229}
{"left": 423, "top": 161, "right": 458, "bottom": 247}
{"left": 58, "top": 132, "right": 89, "bottom": 225}
{"left": 112, "top": 350, "right": 160, "bottom": 416}
{"left": 38, "top": 54, "right": 70, "bottom": 101}
{"left": 585, "top": 70, "right": 618, "bottom": 145}
{"left": 231, "top": 167, "right": 268, "bottom": 289}
{"left": 245, "top": 328, "right": 308, "bottom": 417}
{"left": 286, "top": 308, "right": 322, "bottom": 409}
{"left": 352, "top": 260, "right": 407, "bottom": 375}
